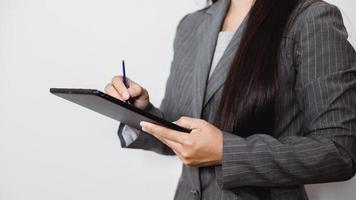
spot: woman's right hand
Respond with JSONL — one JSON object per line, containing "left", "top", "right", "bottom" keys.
{"left": 105, "top": 76, "right": 151, "bottom": 111}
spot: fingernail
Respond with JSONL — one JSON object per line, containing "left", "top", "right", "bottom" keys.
{"left": 140, "top": 122, "right": 148, "bottom": 132}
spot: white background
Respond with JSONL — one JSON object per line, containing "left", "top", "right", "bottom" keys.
{"left": 0, "top": 0, "right": 355, "bottom": 199}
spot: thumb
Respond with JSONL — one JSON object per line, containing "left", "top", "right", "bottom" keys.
{"left": 174, "top": 116, "right": 204, "bottom": 130}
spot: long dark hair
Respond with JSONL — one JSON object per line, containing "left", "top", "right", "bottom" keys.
{"left": 212, "top": 0, "right": 304, "bottom": 137}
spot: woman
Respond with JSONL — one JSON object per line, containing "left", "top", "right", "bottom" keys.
{"left": 105, "top": 0, "right": 356, "bottom": 199}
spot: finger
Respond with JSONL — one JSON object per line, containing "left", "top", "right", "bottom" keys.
{"left": 140, "top": 121, "right": 187, "bottom": 144}
{"left": 153, "top": 134, "right": 184, "bottom": 154}
{"left": 153, "top": 133, "right": 190, "bottom": 166}
{"left": 104, "top": 83, "right": 124, "bottom": 101}
{"left": 127, "top": 83, "right": 144, "bottom": 98}
{"left": 174, "top": 116, "right": 205, "bottom": 130}
{"left": 111, "top": 76, "right": 130, "bottom": 100}
{"left": 126, "top": 79, "right": 148, "bottom": 99}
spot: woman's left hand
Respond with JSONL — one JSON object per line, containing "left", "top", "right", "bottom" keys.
{"left": 140, "top": 117, "right": 223, "bottom": 167}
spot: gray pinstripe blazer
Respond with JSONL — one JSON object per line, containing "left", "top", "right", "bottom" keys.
{"left": 117, "top": 0, "right": 356, "bottom": 199}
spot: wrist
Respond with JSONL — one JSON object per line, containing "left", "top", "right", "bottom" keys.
{"left": 215, "top": 130, "right": 224, "bottom": 165}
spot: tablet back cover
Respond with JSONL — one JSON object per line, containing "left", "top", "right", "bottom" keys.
{"left": 50, "top": 88, "right": 190, "bottom": 133}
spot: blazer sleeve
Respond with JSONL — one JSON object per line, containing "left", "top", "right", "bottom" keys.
{"left": 215, "top": 2, "right": 356, "bottom": 189}
{"left": 117, "top": 102, "right": 175, "bottom": 155}
{"left": 116, "top": 14, "right": 192, "bottom": 156}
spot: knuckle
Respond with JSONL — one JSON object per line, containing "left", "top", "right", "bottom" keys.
{"left": 136, "top": 85, "right": 143, "bottom": 94}
{"left": 181, "top": 151, "right": 189, "bottom": 159}
{"left": 111, "top": 76, "right": 117, "bottom": 83}
{"left": 111, "top": 76, "right": 122, "bottom": 84}
{"left": 179, "top": 116, "right": 187, "bottom": 123}
{"left": 183, "top": 139, "right": 193, "bottom": 147}
{"left": 130, "top": 85, "right": 141, "bottom": 96}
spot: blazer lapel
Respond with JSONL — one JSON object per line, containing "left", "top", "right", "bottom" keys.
{"left": 203, "top": 14, "right": 249, "bottom": 108}
{"left": 188, "top": 0, "right": 232, "bottom": 193}
{"left": 192, "top": 0, "right": 231, "bottom": 118}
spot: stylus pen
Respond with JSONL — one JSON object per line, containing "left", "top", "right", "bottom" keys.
{"left": 122, "top": 60, "right": 129, "bottom": 103}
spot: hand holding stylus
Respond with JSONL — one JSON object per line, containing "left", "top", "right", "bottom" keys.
{"left": 105, "top": 61, "right": 151, "bottom": 111}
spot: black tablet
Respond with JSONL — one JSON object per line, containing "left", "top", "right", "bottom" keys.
{"left": 50, "top": 88, "right": 191, "bottom": 133}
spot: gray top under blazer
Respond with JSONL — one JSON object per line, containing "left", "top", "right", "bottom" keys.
{"left": 117, "top": 0, "right": 356, "bottom": 199}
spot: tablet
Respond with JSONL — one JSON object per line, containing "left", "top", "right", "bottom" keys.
{"left": 50, "top": 88, "right": 191, "bottom": 133}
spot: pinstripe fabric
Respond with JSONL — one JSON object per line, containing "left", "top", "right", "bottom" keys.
{"left": 117, "top": 0, "right": 356, "bottom": 199}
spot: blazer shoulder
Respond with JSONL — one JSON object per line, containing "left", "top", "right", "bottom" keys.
{"left": 174, "top": 8, "right": 209, "bottom": 43}
{"left": 298, "top": 0, "right": 343, "bottom": 21}
{"left": 287, "top": 0, "right": 345, "bottom": 39}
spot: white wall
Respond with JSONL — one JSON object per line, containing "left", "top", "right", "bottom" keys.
{"left": 0, "top": 0, "right": 355, "bottom": 199}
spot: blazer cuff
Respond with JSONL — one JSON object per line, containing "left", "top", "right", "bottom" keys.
{"left": 215, "top": 131, "right": 241, "bottom": 188}
{"left": 120, "top": 123, "right": 139, "bottom": 146}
